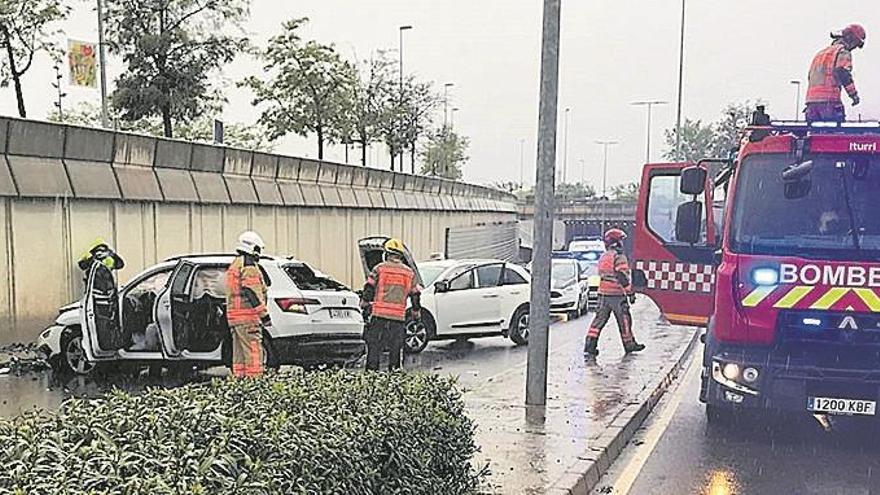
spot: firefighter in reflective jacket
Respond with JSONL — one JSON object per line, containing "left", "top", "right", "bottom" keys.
{"left": 225, "top": 231, "right": 272, "bottom": 378}
{"left": 584, "top": 229, "right": 645, "bottom": 356}
{"left": 805, "top": 24, "right": 866, "bottom": 122}
{"left": 360, "top": 238, "right": 422, "bottom": 371}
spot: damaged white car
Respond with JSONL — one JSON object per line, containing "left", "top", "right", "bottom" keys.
{"left": 37, "top": 255, "right": 365, "bottom": 375}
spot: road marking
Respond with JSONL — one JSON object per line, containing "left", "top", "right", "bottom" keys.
{"left": 600, "top": 348, "right": 700, "bottom": 495}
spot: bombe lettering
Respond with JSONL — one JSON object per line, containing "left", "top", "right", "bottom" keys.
{"left": 779, "top": 263, "right": 880, "bottom": 287}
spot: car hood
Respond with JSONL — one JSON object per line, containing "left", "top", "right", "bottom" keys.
{"left": 357, "top": 236, "right": 423, "bottom": 287}
{"left": 59, "top": 300, "right": 81, "bottom": 313}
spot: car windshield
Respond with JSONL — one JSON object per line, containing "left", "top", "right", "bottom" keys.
{"left": 730, "top": 154, "right": 880, "bottom": 261}
{"left": 419, "top": 265, "right": 449, "bottom": 286}
{"left": 551, "top": 261, "right": 577, "bottom": 287}
{"left": 577, "top": 261, "right": 598, "bottom": 277}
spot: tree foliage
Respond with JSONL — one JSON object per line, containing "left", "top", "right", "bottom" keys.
{"left": 0, "top": 0, "right": 69, "bottom": 117}
{"left": 555, "top": 182, "right": 596, "bottom": 201}
{"left": 103, "top": 0, "right": 249, "bottom": 138}
{"left": 610, "top": 181, "right": 639, "bottom": 201}
{"left": 342, "top": 51, "right": 396, "bottom": 166}
{"left": 663, "top": 100, "right": 762, "bottom": 162}
{"left": 244, "top": 18, "right": 354, "bottom": 160}
{"left": 49, "top": 102, "right": 274, "bottom": 152}
{"left": 396, "top": 78, "right": 440, "bottom": 173}
{"left": 419, "top": 127, "right": 468, "bottom": 180}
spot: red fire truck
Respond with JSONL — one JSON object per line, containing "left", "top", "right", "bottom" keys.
{"left": 632, "top": 113, "right": 880, "bottom": 421}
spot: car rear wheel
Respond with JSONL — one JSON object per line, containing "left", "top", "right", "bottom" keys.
{"left": 58, "top": 327, "right": 95, "bottom": 376}
{"left": 263, "top": 335, "right": 281, "bottom": 371}
{"left": 404, "top": 312, "right": 434, "bottom": 354}
{"left": 509, "top": 306, "right": 530, "bottom": 346}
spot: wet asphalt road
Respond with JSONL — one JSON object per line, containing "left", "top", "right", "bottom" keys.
{"left": 622, "top": 350, "right": 880, "bottom": 495}
{"left": 0, "top": 315, "right": 584, "bottom": 418}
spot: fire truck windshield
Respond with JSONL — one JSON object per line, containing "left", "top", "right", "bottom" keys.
{"left": 730, "top": 154, "right": 880, "bottom": 261}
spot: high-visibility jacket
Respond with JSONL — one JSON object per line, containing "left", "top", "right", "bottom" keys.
{"left": 806, "top": 42, "right": 858, "bottom": 104}
{"left": 225, "top": 254, "right": 270, "bottom": 326}
{"left": 362, "top": 260, "right": 421, "bottom": 321}
{"left": 598, "top": 250, "right": 632, "bottom": 296}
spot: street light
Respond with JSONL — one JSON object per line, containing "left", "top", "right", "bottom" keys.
{"left": 519, "top": 138, "right": 526, "bottom": 187}
{"left": 450, "top": 108, "right": 459, "bottom": 128}
{"left": 96, "top": 0, "right": 110, "bottom": 128}
{"left": 631, "top": 100, "right": 668, "bottom": 163}
{"left": 398, "top": 25, "right": 413, "bottom": 172}
{"left": 562, "top": 107, "right": 570, "bottom": 184}
{"left": 674, "top": 0, "right": 687, "bottom": 160}
{"left": 790, "top": 80, "right": 802, "bottom": 121}
{"left": 595, "top": 140, "right": 619, "bottom": 233}
{"left": 443, "top": 82, "right": 454, "bottom": 127}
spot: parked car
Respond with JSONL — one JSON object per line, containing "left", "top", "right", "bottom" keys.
{"left": 568, "top": 237, "right": 605, "bottom": 254}
{"left": 576, "top": 259, "right": 601, "bottom": 312}
{"left": 37, "top": 254, "right": 366, "bottom": 375}
{"left": 358, "top": 237, "right": 532, "bottom": 354}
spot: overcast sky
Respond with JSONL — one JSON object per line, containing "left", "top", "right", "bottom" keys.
{"left": 2, "top": 0, "right": 879, "bottom": 189}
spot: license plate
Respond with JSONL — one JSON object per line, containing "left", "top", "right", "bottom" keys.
{"left": 329, "top": 309, "right": 352, "bottom": 319}
{"left": 807, "top": 396, "right": 877, "bottom": 416}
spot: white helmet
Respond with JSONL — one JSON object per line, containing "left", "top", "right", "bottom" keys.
{"left": 236, "top": 231, "right": 266, "bottom": 256}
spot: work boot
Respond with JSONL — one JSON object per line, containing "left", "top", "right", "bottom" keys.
{"left": 583, "top": 337, "right": 599, "bottom": 356}
{"left": 624, "top": 341, "right": 646, "bottom": 354}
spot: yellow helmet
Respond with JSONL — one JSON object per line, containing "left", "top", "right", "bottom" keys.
{"left": 384, "top": 238, "right": 406, "bottom": 256}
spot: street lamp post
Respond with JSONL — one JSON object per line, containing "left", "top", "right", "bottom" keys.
{"left": 398, "top": 25, "right": 413, "bottom": 172}
{"left": 562, "top": 107, "right": 570, "bottom": 184}
{"left": 525, "top": 0, "right": 561, "bottom": 407}
{"left": 443, "top": 82, "right": 454, "bottom": 127}
{"left": 450, "top": 108, "right": 459, "bottom": 128}
{"left": 790, "top": 80, "right": 802, "bottom": 120}
{"left": 631, "top": 100, "right": 668, "bottom": 163}
{"left": 96, "top": 0, "right": 110, "bottom": 128}
{"left": 595, "top": 140, "right": 619, "bottom": 233}
{"left": 674, "top": 0, "right": 687, "bottom": 160}
{"left": 519, "top": 138, "right": 526, "bottom": 187}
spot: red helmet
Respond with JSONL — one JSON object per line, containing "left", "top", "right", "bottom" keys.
{"left": 843, "top": 24, "right": 867, "bottom": 48}
{"left": 603, "top": 228, "right": 627, "bottom": 246}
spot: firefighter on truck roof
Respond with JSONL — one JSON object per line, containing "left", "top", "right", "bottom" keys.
{"left": 584, "top": 229, "right": 646, "bottom": 356}
{"left": 805, "top": 24, "right": 866, "bottom": 123}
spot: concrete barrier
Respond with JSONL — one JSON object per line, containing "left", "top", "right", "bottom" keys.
{"left": 0, "top": 117, "right": 517, "bottom": 343}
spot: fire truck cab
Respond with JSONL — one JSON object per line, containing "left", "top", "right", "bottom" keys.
{"left": 633, "top": 117, "right": 880, "bottom": 421}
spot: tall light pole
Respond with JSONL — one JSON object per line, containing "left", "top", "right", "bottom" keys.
{"left": 790, "top": 80, "right": 802, "bottom": 120}
{"left": 579, "top": 158, "right": 586, "bottom": 183}
{"left": 450, "top": 108, "right": 459, "bottom": 128}
{"left": 562, "top": 107, "right": 570, "bottom": 184}
{"left": 674, "top": 0, "right": 687, "bottom": 160}
{"left": 398, "top": 25, "right": 413, "bottom": 172}
{"left": 443, "top": 82, "right": 454, "bottom": 127}
{"left": 96, "top": 0, "right": 110, "bottom": 128}
{"left": 526, "top": 0, "right": 561, "bottom": 407}
{"left": 596, "top": 140, "right": 619, "bottom": 233}
{"left": 519, "top": 138, "right": 526, "bottom": 187}
{"left": 631, "top": 100, "right": 668, "bottom": 163}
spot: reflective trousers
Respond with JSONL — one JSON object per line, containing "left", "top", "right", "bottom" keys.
{"left": 231, "top": 322, "right": 264, "bottom": 378}
{"left": 805, "top": 101, "right": 845, "bottom": 123}
{"left": 364, "top": 317, "right": 405, "bottom": 371}
{"left": 587, "top": 295, "right": 634, "bottom": 345}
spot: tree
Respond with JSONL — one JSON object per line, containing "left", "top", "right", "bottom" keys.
{"left": 610, "top": 182, "right": 639, "bottom": 201}
{"left": 555, "top": 182, "right": 596, "bottom": 201}
{"left": 419, "top": 127, "right": 468, "bottom": 180}
{"left": 663, "top": 100, "right": 764, "bottom": 162}
{"left": 103, "top": 0, "right": 249, "bottom": 138}
{"left": 490, "top": 181, "right": 524, "bottom": 193}
{"left": 343, "top": 51, "right": 395, "bottom": 166}
{"left": 49, "top": 102, "right": 275, "bottom": 152}
{"left": 380, "top": 74, "right": 440, "bottom": 172}
{"left": 0, "top": 0, "right": 69, "bottom": 118}
{"left": 244, "top": 18, "right": 354, "bottom": 160}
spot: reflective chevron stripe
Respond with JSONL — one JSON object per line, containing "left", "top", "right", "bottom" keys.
{"left": 810, "top": 288, "right": 849, "bottom": 310}
{"left": 742, "top": 286, "right": 776, "bottom": 307}
{"left": 773, "top": 286, "right": 814, "bottom": 309}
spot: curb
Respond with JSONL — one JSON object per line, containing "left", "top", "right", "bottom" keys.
{"left": 547, "top": 328, "right": 702, "bottom": 495}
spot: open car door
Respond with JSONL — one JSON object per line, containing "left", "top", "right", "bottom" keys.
{"left": 357, "top": 236, "right": 424, "bottom": 287}
{"left": 81, "top": 263, "right": 125, "bottom": 359}
{"left": 156, "top": 260, "right": 227, "bottom": 360}
{"left": 632, "top": 162, "right": 724, "bottom": 327}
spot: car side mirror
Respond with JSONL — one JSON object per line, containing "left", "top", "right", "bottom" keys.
{"left": 680, "top": 166, "right": 707, "bottom": 195}
{"left": 675, "top": 201, "right": 703, "bottom": 244}
{"left": 713, "top": 249, "right": 723, "bottom": 266}
{"left": 434, "top": 280, "right": 449, "bottom": 293}
{"left": 632, "top": 269, "right": 647, "bottom": 289}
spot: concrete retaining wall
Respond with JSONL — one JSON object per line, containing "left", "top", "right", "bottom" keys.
{"left": 0, "top": 117, "right": 517, "bottom": 344}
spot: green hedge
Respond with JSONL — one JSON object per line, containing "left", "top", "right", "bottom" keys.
{"left": 0, "top": 370, "right": 483, "bottom": 494}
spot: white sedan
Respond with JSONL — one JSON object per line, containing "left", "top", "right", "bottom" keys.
{"left": 358, "top": 237, "right": 532, "bottom": 354}
{"left": 36, "top": 255, "right": 366, "bottom": 375}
